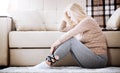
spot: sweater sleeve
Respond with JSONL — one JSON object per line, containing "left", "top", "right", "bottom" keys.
{"left": 59, "top": 20, "right": 75, "bottom": 32}
{"left": 58, "top": 18, "right": 89, "bottom": 44}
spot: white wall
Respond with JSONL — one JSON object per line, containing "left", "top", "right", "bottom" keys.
{"left": 8, "top": 0, "right": 86, "bottom": 11}
{"left": 0, "top": 0, "right": 9, "bottom": 16}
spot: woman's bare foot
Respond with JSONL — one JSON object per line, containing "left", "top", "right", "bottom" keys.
{"left": 30, "top": 61, "right": 50, "bottom": 69}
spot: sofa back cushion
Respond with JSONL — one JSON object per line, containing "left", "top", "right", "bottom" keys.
{"left": 9, "top": 11, "right": 46, "bottom": 31}
{"left": 8, "top": 0, "right": 86, "bottom": 31}
{"left": 106, "top": 8, "right": 120, "bottom": 30}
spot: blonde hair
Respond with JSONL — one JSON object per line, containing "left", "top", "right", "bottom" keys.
{"left": 65, "top": 3, "right": 87, "bottom": 23}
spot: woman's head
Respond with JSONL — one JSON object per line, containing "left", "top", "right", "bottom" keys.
{"left": 65, "top": 3, "right": 87, "bottom": 24}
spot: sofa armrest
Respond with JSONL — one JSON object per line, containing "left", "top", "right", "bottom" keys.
{"left": 0, "top": 16, "right": 12, "bottom": 66}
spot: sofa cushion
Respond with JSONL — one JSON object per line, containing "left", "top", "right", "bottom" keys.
{"left": 9, "top": 31, "right": 64, "bottom": 48}
{"left": 8, "top": 0, "right": 86, "bottom": 31}
{"left": 106, "top": 8, "right": 120, "bottom": 30}
{"left": 103, "top": 31, "right": 120, "bottom": 47}
{"left": 9, "top": 31, "right": 120, "bottom": 48}
{"left": 9, "top": 11, "right": 46, "bottom": 31}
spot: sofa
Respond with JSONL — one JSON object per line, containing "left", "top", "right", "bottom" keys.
{"left": 0, "top": 0, "right": 120, "bottom": 67}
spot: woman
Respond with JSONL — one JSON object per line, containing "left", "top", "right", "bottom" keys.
{"left": 34, "top": 3, "right": 108, "bottom": 68}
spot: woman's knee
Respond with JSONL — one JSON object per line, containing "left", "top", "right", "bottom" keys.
{"left": 69, "top": 37, "right": 82, "bottom": 44}
{"left": 70, "top": 37, "right": 76, "bottom": 40}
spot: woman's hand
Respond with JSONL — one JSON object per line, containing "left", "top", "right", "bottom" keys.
{"left": 50, "top": 40, "right": 61, "bottom": 54}
{"left": 64, "top": 11, "right": 71, "bottom": 22}
{"left": 64, "top": 11, "right": 76, "bottom": 26}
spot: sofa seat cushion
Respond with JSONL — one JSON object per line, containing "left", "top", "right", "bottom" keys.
{"left": 103, "top": 31, "right": 120, "bottom": 47}
{"left": 9, "top": 31, "right": 64, "bottom": 48}
{"left": 9, "top": 31, "right": 120, "bottom": 48}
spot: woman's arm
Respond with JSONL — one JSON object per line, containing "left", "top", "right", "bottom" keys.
{"left": 59, "top": 20, "right": 75, "bottom": 32}
{"left": 59, "top": 11, "right": 76, "bottom": 32}
{"left": 58, "top": 18, "right": 89, "bottom": 44}
{"left": 50, "top": 20, "right": 88, "bottom": 54}
{"left": 50, "top": 17, "right": 90, "bottom": 54}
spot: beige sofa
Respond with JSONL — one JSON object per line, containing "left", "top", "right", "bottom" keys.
{"left": 0, "top": 0, "right": 120, "bottom": 67}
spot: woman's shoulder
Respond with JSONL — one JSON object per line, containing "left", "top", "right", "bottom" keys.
{"left": 84, "top": 16, "right": 96, "bottom": 22}
{"left": 79, "top": 16, "right": 97, "bottom": 26}
{"left": 85, "top": 16, "right": 100, "bottom": 26}
{"left": 79, "top": 16, "right": 93, "bottom": 24}
{"left": 78, "top": 16, "right": 101, "bottom": 32}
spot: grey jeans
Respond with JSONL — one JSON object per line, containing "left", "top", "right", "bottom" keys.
{"left": 53, "top": 38, "right": 108, "bottom": 68}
